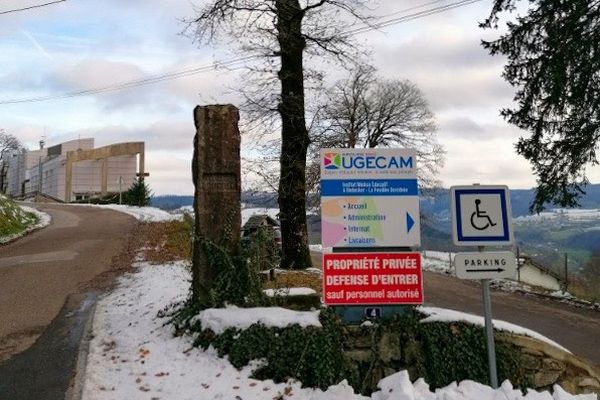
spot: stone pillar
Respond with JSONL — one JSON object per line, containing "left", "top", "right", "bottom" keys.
{"left": 191, "top": 105, "right": 241, "bottom": 305}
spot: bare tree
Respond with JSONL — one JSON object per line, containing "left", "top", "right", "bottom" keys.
{"left": 0, "top": 129, "right": 20, "bottom": 159}
{"left": 187, "top": 0, "right": 370, "bottom": 269}
{"left": 314, "top": 66, "right": 445, "bottom": 188}
{"left": 0, "top": 129, "right": 22, "bottom": 194}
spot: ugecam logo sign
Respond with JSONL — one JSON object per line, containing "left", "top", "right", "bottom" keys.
{"left": 321, "top": 148, "right": 417, "bottom": 180}
{"left": 323, "top": 152, "right": 413, "bottom": 171}
{"left": 323, "top": 152, "right": 341, "bottom": 170}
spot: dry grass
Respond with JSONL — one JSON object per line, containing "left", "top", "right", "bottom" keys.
{"left": 263, "top": 271, "right": 323, "bottom": 295}
{"left": 138, "top": 219, "right": 193, "bottom": 263}
{"left": 567, "top": 277, "right": 600, "bottom": 304}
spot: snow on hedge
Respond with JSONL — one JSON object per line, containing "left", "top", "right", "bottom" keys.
{"left": 193, "top": 305, "right": 321, "bottom": 334}
{"left": 263, "top": 287, "right": 318, "bottom": 297}
{"left": 419, "top": 306, "right": 570, "bottom": 353}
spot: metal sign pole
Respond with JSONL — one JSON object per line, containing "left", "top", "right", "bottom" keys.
{"left": 451, "top": 184, "right": 514, "bottom": 389}
{"left": 482, "top": 279, "right": 498, "bottom": 388}
{"left": 479, "top": 245, "right": 498, "bottom": 388}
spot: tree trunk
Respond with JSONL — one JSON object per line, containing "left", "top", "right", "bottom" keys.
{"left": 275, "top": 0, "right": 312, "bottom": 269}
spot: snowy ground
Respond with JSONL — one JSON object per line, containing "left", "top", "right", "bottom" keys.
{"left": 76, "top": 203, "right": 182, "bottom": 222}
{"left": 0, "top": 202, "right": 52, "bottom": 244}
{"left": 81, "top": 261, "right": 595, "bottom": 400}
{"left": 5, "top": 202, "right": 593, "bottom": 399}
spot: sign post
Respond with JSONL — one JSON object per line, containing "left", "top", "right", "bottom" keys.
{"left": 450, "top": 185, "right": 515, "bottom": 389}
{"left": 321, "top": 148, "right": 423, "bottom": 323}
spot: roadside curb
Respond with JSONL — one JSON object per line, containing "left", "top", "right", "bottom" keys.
{"left": 0, "top": 292, "right": 99, "bottom": 400}
{"left": 66, "top": 293, "right": 99, "bottom": 400}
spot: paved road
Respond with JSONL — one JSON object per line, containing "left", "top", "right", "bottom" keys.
{"left": 0, "top": 204, "right": 137, "bottom": 399}
{"left": 312, "top": 252, "right": 600, "bottom": 367}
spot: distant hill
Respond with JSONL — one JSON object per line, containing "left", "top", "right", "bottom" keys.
{"left": 151, "top": 191, "right": 279, "bottom": 210}
{"left": 420, "top": 183, "right": 600, "bottom": 218}
{"left": 151, "top": 195, "right": 193, "bottom": 210}
{"left": 153, "top": 184, "right": 600, "bottom": 216}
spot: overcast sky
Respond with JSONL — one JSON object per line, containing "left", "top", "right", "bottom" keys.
{"left": 1, "top": 0, "right": 598, "bottom": 195}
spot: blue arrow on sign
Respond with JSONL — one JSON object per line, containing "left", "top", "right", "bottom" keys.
{"left": 406, "top": 212, "right": 415, "bottom": 233}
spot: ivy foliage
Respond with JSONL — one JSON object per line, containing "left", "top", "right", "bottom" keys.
{"left": 194, "top": 308, "right": 349, "bottom": 390}
{"left": 179, "top": 307, "right": 532, "bottom": 395}
{"left": 417, "top": 321, "right": 531, "bottom": 389}
{"left": 201, "top": 239, "right": 267, "bottom": 308}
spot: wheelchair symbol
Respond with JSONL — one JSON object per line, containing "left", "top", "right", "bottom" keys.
{"left": 470, "top": 199, "right": 497, "bottom": 231}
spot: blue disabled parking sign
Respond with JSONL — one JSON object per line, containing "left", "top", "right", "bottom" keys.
{"left": 450, "top": 185, "right": 513, "bottom": 246}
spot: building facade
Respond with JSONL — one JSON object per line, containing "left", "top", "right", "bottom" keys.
{"left": 4, "top": 138, "right": 145, "bottom": 202}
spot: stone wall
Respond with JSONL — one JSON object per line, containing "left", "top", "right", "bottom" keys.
{"left": 342, "top": 325, "right": 600, "bottom": 396}
{"left": 499, "top": 333, "right": 600, "bottom": 395}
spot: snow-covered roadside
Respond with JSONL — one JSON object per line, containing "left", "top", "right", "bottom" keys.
{"left": 81, "top": 261, "right": 595, "bottom": 400}
{"left": 0, "top": 203, "right": 51, "bottom": 244}
{"left": 75, "top": 203, "right": 182, "bottom": 222}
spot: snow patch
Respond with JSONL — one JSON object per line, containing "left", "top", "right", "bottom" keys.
{"left": 76, "top": 203, "right": 181, "bottom": 222}
{"left": 194, "top": 305, "right": 321, "bottom": 334}
{"left": 263, "top": 287, "right": 317, "bottom": 297}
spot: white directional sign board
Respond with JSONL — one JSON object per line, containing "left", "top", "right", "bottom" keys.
{"left": 454, "top": 251, "right": 517, "bottom": 280}
{"left": 320, "top": 148, "right": 420, "bottom": 248}
{"left": 450, "top": 185, "right": 513, "bottom": 246}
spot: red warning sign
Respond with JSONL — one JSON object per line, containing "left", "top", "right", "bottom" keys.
{"left": 323, "top": 252, "right": 423, "bottom": 305}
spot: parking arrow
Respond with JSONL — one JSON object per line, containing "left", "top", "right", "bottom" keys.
{"left": 466, "top": 268, "right": 505, "bottom": 273}
{"left": 406, "top": 212, "right": 415, "bottom": 233}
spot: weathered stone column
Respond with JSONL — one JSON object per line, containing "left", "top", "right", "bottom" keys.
{"left": 191, "top": 105, "right": 241, "bottom": 305}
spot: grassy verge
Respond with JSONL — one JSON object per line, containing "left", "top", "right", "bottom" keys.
{"left": 136, "top": 215, "right": 193, "bottom": 263}
{"left": 0, "top": 195, "right": 39, "bottom": 239}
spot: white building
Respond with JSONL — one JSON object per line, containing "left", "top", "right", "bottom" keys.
{"left": 4, "top": 138, "right": 145, "bottom": 202}
{"left": 517, "top": 256, "right": 564, "bottom": 291}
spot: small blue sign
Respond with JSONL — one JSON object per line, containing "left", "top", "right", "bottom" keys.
{"left": 320, "top": 179, "right": 418, "bottom": 197}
